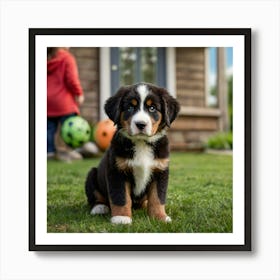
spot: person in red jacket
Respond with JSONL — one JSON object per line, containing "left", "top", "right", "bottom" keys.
{"left": 47, "top": 47, "right": 85, "bottom": 160}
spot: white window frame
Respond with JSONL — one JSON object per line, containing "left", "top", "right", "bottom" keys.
{"left": 99, "top": 47, "right": 176, "bottom": 120}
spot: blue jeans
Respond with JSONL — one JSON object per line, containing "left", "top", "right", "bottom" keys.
{"left": 47, "top": 113, "right": 76, "bottom": 153}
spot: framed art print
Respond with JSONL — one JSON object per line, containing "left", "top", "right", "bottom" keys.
{"left": 29, "top": 28, "right": 251, "bottom": 251}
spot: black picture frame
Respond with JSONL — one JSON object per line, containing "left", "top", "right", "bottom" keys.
{"left": 29, "top": 28, "right": 251, "bottom": 251}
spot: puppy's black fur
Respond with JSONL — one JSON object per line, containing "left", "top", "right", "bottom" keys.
{"left": 85, "top": 83, "right": 180, "bottom": 224}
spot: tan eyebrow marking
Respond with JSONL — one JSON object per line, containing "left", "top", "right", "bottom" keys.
{"left": 131, "top": 99, "right": 138, "bottom": 106}
{"left": 146, "top": 99, "right": 153, "bottom": 106}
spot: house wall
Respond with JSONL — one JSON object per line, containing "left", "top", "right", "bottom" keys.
{"left": 68, "top": 47, "right": 222, "bottom": 151}
{"left": 169, "top": 47, "right": 221, "bottom": 151}
{"left": 70, "top": 47, "right": 100, "bottom": 125}
{"left": 176, "top": 47, "right": 206, "bottom": 107}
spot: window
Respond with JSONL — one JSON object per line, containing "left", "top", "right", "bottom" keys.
{"left": 110, "top": 47, "right": 166, "bottom": 95}
{"left": 207, "top": 47, "right": 218, "bottom": 107}
{"left": 206, "top": 47, "right": 233, "bottom": 108}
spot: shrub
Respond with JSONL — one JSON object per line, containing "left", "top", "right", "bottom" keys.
{"left": 206, "top": 132, "right": 233, "bottom": 150}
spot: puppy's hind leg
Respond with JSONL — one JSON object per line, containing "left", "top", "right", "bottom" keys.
{"left": 85, "top": 167, "right": 98, "bottom": 207}
{"left": 85, "top": 167, "right": 109, "bottom": 215}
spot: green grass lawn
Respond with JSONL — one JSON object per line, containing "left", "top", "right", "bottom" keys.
{"left": 47, "top": 152, "right": 232, "bottom": 233}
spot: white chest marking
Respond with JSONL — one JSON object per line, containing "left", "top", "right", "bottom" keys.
{"left": 128, "top": 142, "right": 154, "bottom": 196}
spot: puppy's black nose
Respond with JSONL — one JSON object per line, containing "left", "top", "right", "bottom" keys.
{"left": 135, "top": 121, "right": 147, "bottom": 131}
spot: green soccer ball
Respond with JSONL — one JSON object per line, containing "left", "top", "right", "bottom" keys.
{"left": 61, "top": 116, "right": 91, "bottom": 148}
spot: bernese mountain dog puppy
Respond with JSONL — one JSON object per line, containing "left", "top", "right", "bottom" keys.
{"left": 85, "top": 83, "right": 180, "bottom": 224}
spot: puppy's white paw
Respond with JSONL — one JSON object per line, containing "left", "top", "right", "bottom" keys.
{"left": 165, "top": 216, "right": 172, "bottom": 223}
{"left": 90, "top": 204, "right": 110, "bottom": 215}
{"left": 111, "top": 216, "right": 132, "bottom": 224}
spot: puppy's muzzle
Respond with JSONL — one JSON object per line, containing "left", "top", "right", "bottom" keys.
{"left": 135, "top": 121, "right": 147, "bottom": 131}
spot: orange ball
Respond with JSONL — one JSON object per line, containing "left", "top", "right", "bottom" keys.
{"left": 94, "top": 119, "right": 116, "bottom": 151}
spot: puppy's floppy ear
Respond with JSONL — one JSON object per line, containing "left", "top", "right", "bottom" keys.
{"left": 104, "top": 86, "right": 130, "bottom": 124}
{"left": 159, "top": 88, "right": 180, "bottom": 127}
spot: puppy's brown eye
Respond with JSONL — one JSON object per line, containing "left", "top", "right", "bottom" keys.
{"left": 149, "top": 106, "right": 156, "bottom": 113}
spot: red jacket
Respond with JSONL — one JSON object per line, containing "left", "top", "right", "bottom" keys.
{"left": 47, "top": 49, "right": 83, "bottom": 117}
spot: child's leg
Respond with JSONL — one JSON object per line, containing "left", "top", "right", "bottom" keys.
{"left": 47, "top": 117, "right": 58, "bottom": 155}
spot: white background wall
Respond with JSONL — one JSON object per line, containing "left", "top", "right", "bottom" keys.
{"left": 1, "top": 0, "right": 279, "bottom": 279}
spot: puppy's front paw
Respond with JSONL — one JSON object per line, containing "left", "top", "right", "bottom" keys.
{"left": 90, "top": 204, "right": 110, "bottom": 215}
{"left": 165, "top": 216, "right": 172, "bottom": 223}
{"left": 111, "top": 216, "right": 132, "bottom": 224}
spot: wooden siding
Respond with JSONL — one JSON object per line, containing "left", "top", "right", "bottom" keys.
{"left": 176, "top": 48, "right": 206, "bottom": 107}
{"left": 168, "top": 107, "right": 220, "bottom": 151}
{"left": 70, "top": 47, "right": 100, "bottom": 125}
{"left": 170, "top": 48, "right": 221, "bottom": 150}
